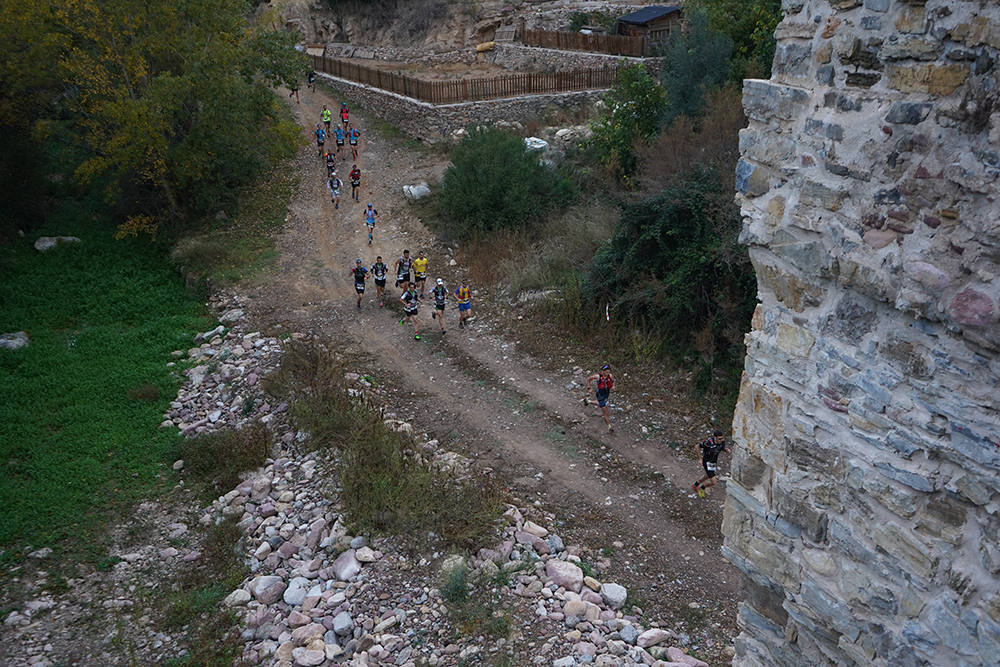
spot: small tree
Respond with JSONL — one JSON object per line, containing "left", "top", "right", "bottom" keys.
{"left": 588, "top": 63, "right": 667, "bottom": 183}
{"left": 686, "top": 0, "right": 781, "bottom": 80}
{"left": 658, "top": 9, "right": 732, "bottom": 126}
{"left": 438, "top": 127, "right": 574, "bottom": 239}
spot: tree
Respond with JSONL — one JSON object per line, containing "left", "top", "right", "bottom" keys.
{"left": 586, "top": 168, "right": 756, "bottom": 385}
{"left": 0, "top": 0, "right": 306, "bottom": 235}
{"left": 438, "top": 127, "right": 575, "bottom": 239}
{"left": 658, "top": 9, "right": 732, "bottom": 125}
{"left": 686, "top": 0, "right": 782, "bottom": 80}
{"left": 588, "top": 63, "right": 667, "bottom": 183}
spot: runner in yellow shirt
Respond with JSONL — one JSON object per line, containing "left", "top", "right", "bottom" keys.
{"left": 412, "top": 250, "right": 429, "bottom": 299}
{"left": 321, "top": 105, "right": 332, "bottom": 133}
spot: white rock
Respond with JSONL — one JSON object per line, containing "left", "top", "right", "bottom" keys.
{"left": 172, "top": 459, "right": 184, "bottom": 471}
{"left": 0, "top": 332, "right": 29, "bottom": 350}
{"left": 284, "top": 577, "right": 312, "bottom": 606}
{"left": 600, "top": 583, "right": 628, "bottom": 610}
{"left": 403, "top": 182, "right": 431, "bottom": 201}
{"left": 637, "top": 628, "right": 673, "bottom": 648}
{"left": 440, "top": 554, "right": 466, "bottom": 576}
{"left": 333, "top": 549, "right": 361, "bottom": 581}
{"left": 34, "top": 236, "right": 81, "bottom": 252}
{"left": 291, "top": 647, "right": 325, "bottom": 666}
{"left": 219, "top": 308, "right": 244, "bottom": 324}
{"left": 223, "top": 589, "right": 251, "bottom": 607}
{"left": 523, "top": 520, "right": 548, "bottom": 538}
{"left": 355, "top": 546, "right": 378, "bottom": 562}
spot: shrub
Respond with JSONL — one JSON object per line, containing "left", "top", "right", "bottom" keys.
{"left": 179, "top": 424, "right": 270, "bottom": 497}
{"left": 437, "top": 127, "right": 575, "bottom": 239}
{"left": 658, "top": 9, "right": 732, "bottom": 126}
{"left": 585, "top": 168, "right": 756, "bottom": 388}
{"left": 269, "top": 342, "right": 504, "bottom": 549}
{"left": 588, "top": 63, "right": 667, "bottom": 183}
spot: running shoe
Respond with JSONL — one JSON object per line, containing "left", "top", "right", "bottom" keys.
{"left": 697, "top": 487, "right": 706, "bottom": 498}
{"left": 414, "top": 334, "right": 420, "bottom": 340}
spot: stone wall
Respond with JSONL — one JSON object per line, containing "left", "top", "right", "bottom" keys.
{"left": 315, "top": 72, "right": 602, "bottom": 142}
{"left": 725, "top": 1, "right": 1000, "bottom": 666}
{"left": 489, "top": 43, "right": 664, "bottom": 74}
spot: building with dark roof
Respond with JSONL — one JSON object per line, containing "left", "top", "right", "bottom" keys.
{"left": 616, "top": 5, "right": 684, "bottom": 46}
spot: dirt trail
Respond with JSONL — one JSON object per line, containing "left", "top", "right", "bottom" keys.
{"left": 245, "top": 84, "right": 739, "bottom": 631}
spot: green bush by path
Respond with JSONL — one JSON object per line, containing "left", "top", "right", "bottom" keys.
{"left": 437, "top": 127, "right": 575, "bottom": 240}
{"left": 0, "top": 218, "right": 207, "bottom": 558}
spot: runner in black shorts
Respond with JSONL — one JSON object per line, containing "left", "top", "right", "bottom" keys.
{"left": 692, "top": 431, "right": 729, "bottom": 497}
{"left": 394, "top": 249, "right": 412, "bottom": 290}
{"left": 586, "top": 365, "right": 616, "bottom": 432}
{"left": 349, "top": 259, "right": 368, "bottom": 310}
{"left": 371, "top": 256, "right": 389, "bottom": 307}
{"left": 314, "top": 124, "right": 325, "bottom": 158}
{"left": 400, "top": 281, "right": 420, "bottom": 340}
{"left": 430, "top": 278, "right": 448, "bottom": 334}
{"left": 350, "top": 164, "right": 361, "bottom": 202}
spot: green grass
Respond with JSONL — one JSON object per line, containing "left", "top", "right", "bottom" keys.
{"left": 0, "top": 214, "right": 208, "bottom": 561}
{"left": 171, "top": 163, "right": 297, "bottom": 287}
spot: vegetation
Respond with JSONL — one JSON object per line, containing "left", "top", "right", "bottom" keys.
{"left": 266, "top": 342, "right": 505, "bottom": 550}
{"left": 658, "top": 10, "right": 733, "bottom": 125}
{"left": 179, "top": 424, "right": 270, "bottom": 498}
{"left": 0, "top": 214, "right": 207, "bottom": 558}
{"left": 687, "top": 0, "right": 782, "bottom": 80}
{"left": 437, "top": 127, "right": 575, "bottom": 239}
{"left": 588, "top": 63, "right": 668, "bottom": 183}
{"left": 586, "top": 168, "right": 756, "bottom": 390}
{"left": 441, "top": 562, "right": 512, "bottom": 640}
{"left": 161, "top": 517, "right": 247, "bottom": 666}
{"left": 567, "top": 11, "right": 618, "bottom": 33}
{"left": 0, "top": 0, "right": 305, "bottom": 238}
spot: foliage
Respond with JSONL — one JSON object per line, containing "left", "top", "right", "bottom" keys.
{"left": 687, "top": 0, "right": 782, "bottom": 80}
{"left": 442, "top": 563, "right": 470, "bottom": 603}
{"left": 0, "top": 0, "right": 306, "bottom": 234}
{"left": 567, "top": 11, "right": 618, "bottom": 33}
{"left": 658, "top": 10, "right": 732, "bottom": 125}
{"left": 161, "top": 517, "right": 246, "bottom": 665}
{"left": 585, "top": 168, "right": 756, "bottom": 388}
{"left": 437, "top": 127, "right": 575, "bottom": 239}
{"left": 268, "top": 342, "right": 505, "bottom": 550}
{"left": 0, "top": 213, "right": 207, "bottom": 555}
{"left": 588, "top": 63, "right": 667, "bottom": 183}
{"left": 179, "top": 424, "right": 270, "bottom": 498}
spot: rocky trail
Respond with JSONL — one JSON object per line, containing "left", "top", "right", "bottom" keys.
{"left": 241, "top": 84, "right": 741, "bottom": 645}
{"left": 1, "top": 83, "right": 740, "bottom": 667}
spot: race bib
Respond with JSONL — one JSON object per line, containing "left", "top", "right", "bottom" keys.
{"left": 705, "top": 461, "right": 718, "bottom": 472}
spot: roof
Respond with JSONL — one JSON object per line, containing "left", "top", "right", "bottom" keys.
{"left": 617, "top": 5, "right": 682, "bottom": 26}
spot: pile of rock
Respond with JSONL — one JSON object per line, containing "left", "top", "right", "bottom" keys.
{"left": 161, "top": 313, "right": 296, "bottom": 438}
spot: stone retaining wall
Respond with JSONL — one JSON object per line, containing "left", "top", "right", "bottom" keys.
{"left": 726, "top": 1, "right": 1000, "bottom": 665}
{"left": 489, "top": 43, "right": 664, "bottom": 74}
{"left": 315, "top": 72, "right": 603, "bottom": 142}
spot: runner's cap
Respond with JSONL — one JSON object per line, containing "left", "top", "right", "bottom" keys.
{"left": 602, "top": 364, "right": 610, "bottom": 370}
{"left": 356, "top": 259, "right": 362, "bottom": 264}
{"left": 436, "top": 278, "right": 443, "bottom": 285}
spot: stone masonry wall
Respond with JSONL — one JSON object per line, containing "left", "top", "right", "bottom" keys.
{"left": 315, "top": 72, "right": 602, "bottom": 142}
{"left": 725, "top": 1, "right": 999, "bottom": 666}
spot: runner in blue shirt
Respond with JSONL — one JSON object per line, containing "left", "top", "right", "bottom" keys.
{"left": 334, "top": 126, "right": 345, "bottom": 156}
{"left": 315, "top": 124, "right": 326, "bottom": 158}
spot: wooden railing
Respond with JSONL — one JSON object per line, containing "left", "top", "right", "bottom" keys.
{"left": 311, "top": 54, "right": 618, "bottom": 105}
{"left": 521, "top": 28, "right": 646, "bottom": 57}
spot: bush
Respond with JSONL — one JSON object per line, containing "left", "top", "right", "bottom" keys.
{"left": 588, "top": 63, "right": 667, "bottom": 183}
{"left": 437, "top": 127, "right": 575, "bottom": 239}
{"left": 179, "top": 424, "right": 270, "bottom": 498}
{"left": 585, "top": 168, "right": 756, "bottom": 388}
{"left": 658, "top": 10, "right": 732, "bottom": 126}
{"left": 269, "top": 342, "right": 504, "bottom": 549}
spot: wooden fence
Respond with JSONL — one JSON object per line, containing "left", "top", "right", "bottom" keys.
{"left": 521, "top": 28, "right": 646, "bottom": 57}
{"left": 311, "top": 54, "right": 618, "bottom": 104}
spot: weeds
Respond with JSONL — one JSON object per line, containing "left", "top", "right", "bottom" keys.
{"left": 178, "top": 423, "right": 270, "bottom": 498}
{"left": 161, "top": 517, "right": 246, "bottom": 665}
{"left": 441, "top": 563, "right": 470, "bottom": 604}
{"left": 443, "top": 563, "right": 512, "bottom": 641}
{"left": 268, "top": 342, "right": 504, "bottom": 550}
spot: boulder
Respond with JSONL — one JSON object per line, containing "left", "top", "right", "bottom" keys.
{"left": 403, "top": 182, "right": 431, "bottom": 201}
{"left": 219, "top": 308, "right": 244, "bottom": 324}
{"left": 637, "top": 628, "right": 674, "bottom": 648}
{"left": 545, "top": 559, "right": 584, "bottom": 592}
{"left": 249, "top": 575, "right": 286, "bottom": 604}
{"left": 333, "top": 548, "right": 361, "bottom": 581}
{"left": 0, "top": 332, "right": 29, "bottom": 350}
{"left": 333, "top": 611, "right": 354, "bottom": 636}
{"left": 601, "top": 582, "right": 628, "bottom": 610}
{"left": 34, "top": 236, "right": 81, "bottom": 252}
{"left": 223, "top": 589, "right": 251, "bottom": 607}
{"left": 284, "top": 577, "right": 312, "bottom": 606}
